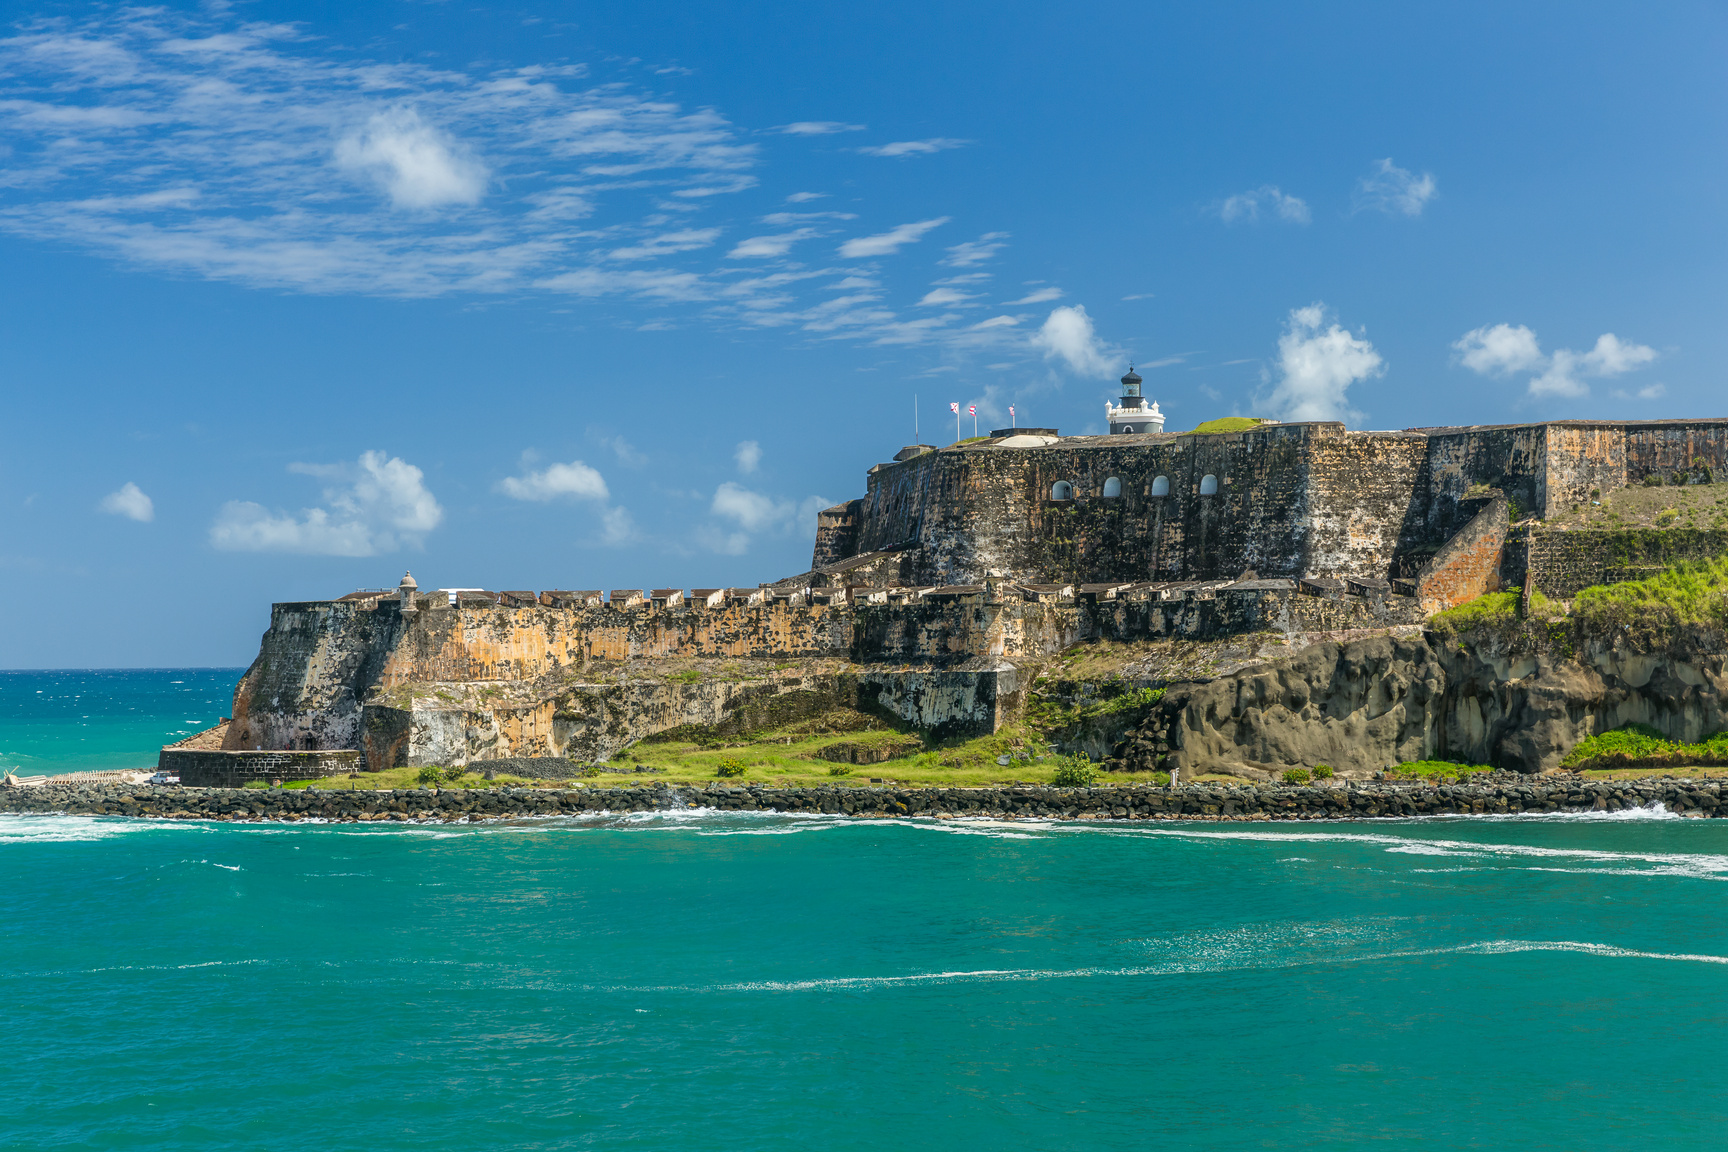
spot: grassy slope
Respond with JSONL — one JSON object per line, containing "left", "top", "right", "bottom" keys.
{"left": 1545, "top": 479, "right": 1728, "bottom": 530}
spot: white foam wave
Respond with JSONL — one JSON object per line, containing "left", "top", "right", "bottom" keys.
{"left": 608, "top": 937, "right": 1728, "bottom": 994}
{"left": 1137, "top": 827, "right": 1728, "bottom": 879}
{"left": 0, "top": 814, "right": 152, "bottom": 843}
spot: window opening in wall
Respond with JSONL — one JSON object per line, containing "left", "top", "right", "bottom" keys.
{"left": 1118, "top": 425, "right": 1134, "bottom": 434}
{"left": 1150, "top": 475, "right": 1170, "bottom": 497}
{"left": 1051, "top": 481, "right": 1073, "bottom": 500}
{"left": 1200, "top": 474, "right": 1219, "bottom": 495}
{"left": 1102, "top": 477, "right": 1123, "bottom": 498}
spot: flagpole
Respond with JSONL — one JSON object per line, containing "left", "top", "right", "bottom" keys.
{"left": 914, "top": 393, "right": 918, "bottom": 441}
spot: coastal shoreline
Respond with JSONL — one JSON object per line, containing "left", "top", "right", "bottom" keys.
{"left": 1, "top": 778, "right": 1722, "bottom": 823}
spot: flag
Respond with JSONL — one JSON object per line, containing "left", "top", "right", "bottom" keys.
{"left": 1009, "top": 406, "right": 1015, "bottom": 417}
{"left": 968, "top": 405, "right": 976, "bottom": 415}
{"left": 949, "top": 402, "right": 959, "bottom": 414}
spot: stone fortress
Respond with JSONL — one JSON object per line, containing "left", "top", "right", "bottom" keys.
{"left": 161, "top": 368, "right": 1728, "bottom": 783}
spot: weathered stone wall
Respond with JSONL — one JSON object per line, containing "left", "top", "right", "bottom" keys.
{"left": 1302, "top": 432, "right": 1429, "bottom": 579}
{"left": 812, "top": 499, "right": 862, "bottom": 568}
{"left": 159, "top": 748, "right": 360, "bottom": 786}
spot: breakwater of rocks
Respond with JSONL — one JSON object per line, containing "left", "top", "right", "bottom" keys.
{"left": 1, "top": 777, "right": 1723, "bottom": 822}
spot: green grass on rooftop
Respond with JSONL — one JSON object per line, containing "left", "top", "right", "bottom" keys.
{"left": 1183, "top": 417, "right": 1267, "bottom": 435}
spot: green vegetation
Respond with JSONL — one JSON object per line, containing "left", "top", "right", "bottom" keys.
{"left": 826, "top": 765, "right": 852, "bottom": 777}
{"left": 1281, "top": 768, "right": 1311, "bottom": 785}
{"left": 1383, "top": 760, "right": 1494, "bottom": 782}
{"left": 666, "top": 670, "right": 704, "bottom": 684}
{"left": 1312, "top": 765, "right": 1334, "bottom": 780}
{"left": 715, "top": 757, "right": 748, "bottom": 778}
{"left": 1026, "top": 683, "right": 1163, "bottom": 733}
{"left": 1428, "top": 587, "right": 1557, "bottom": 633}
{"left": 1050, "top": 755, "right": 1099, "bottom": 787}
{"left": 1184, "top": 416, "right": 1266, "bottom": 435}
{"left": 1572, "top": 557, "right": 1728, "bottom": 630}
{"left": 1549, "top": 478, "right": 1728, "bottom": 531}
{"left": 1560, "top": 723, "right": 1728, "bottom": 772}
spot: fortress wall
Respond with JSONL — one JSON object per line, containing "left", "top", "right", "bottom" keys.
{"left": 1540, "top": 425, "right": 1627, "bottom": 512}
{"left": 1620, "top": 421, "right": 1728, "bottom": 485}
{"left": 225, "top": 600, "right": 402, "bottom": 754}
{"left": 1298, "top": 430, "right": 1427, "bottom": 579}
{"left": 812, "top": 499, "right": 862, "bottom": 568}
{"left": 855, "top": 449, "right": 941, "bottom": 555}
{"left": 1415, "top": 496, "right": 1508, "bottom": 612}
{"left": 1519, "top": 527, "right": 1728, "bottom": 597}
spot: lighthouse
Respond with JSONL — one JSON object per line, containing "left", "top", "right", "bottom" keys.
{"left": 1105, "top": 366, "right": 1165, "bottom": 435}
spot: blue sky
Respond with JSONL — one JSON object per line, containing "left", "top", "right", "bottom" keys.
{"left": 2, "top": 1, "right": 1724, "bottom": 666}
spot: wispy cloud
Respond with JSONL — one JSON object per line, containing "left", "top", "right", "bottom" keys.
{"left": 99, "top": 482, "right": 154, "bottom": 522}
{"left": 734, "top": 440, "right": 762, "bottom": 473}
{"left": 1218, "top": 185, "right": 1310, "bottom": 224}
{"left": 776, "top": 121, "right": 865, "bottom": 135}
{"left": 940, "top": 232, "right": 1008, "bottom": 267}
{"left": 1353, "top": 158, "right": 1437, "bottom": 217}
{"left": 0, "top": 11, "right": 757, "bottom": 296}
{"left": 856, "top": 138, "right": 969, "bottom": 159}
{"left": 210, "top": 451, "right": 442, "bottom": 556}
{"left": 1005, "top": 286, "right": 1062, "bottom": 305}
{"left": 726, "top": 228, "right": 820, "bottom": 258}
{"left": 838, "top": 217, "right": 949, "bottom": 258}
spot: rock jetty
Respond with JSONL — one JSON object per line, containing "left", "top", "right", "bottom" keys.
{"left": 1, "top": 778, "right": 1722, "bottom": 822}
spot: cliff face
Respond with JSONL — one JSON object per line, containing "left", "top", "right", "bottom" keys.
{"left": 1116, "top": 625, "right": 1728, "bottom": 775}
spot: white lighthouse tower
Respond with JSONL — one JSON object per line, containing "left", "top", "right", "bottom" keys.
{"left": 1106, "top": 366, "right": 1164, "bottom": 435}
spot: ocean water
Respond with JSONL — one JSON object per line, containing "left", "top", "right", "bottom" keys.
{"left": 0, "top": 668, "right": 243, "bottom": 775}
{"left": 3, "top": 674, "right": 1726, "bottom": 1149}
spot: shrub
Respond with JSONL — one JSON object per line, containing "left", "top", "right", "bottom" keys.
{"left": 1312, "top": 765, "right": 1334, "bottom": 779}
{"left": 1282, "top": 768, "right": 1312, "bottom": 785}
{"left": 416, "top": 765, "right": 446, "bottom": 786}
{"left": 827, "top": 764, "right": 852, "bottom": 776}
{"left": 1050, "top": 755, "right": 1098, "bottom": 787}
{"left": 1656, "top": 508, "right": 1678, "bottom": 527}
{"left": 715, "top": 758, "right": 747, "bottom": 778}
{"left": 1644, "top": 473, "right": 1664, "bottom": 487}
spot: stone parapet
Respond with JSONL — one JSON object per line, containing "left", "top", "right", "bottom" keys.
{"left": 158, "top": 749, "right": 361, "bottom": 787}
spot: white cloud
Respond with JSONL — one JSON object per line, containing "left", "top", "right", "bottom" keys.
{"left": 211, "top": 450, "right": 442, "bottom": 556}
{"left": 838, "top": 217, "right": 949, "bottom": 259}
{"left": 776, "top": 121, "right": 865, "bottom": 135}
{"left": 536, "top": 268, "right": 707, "bottom": 300}
{"left": 333, "top": 106, "right": 487, "bottom": 210}
{"left": 1613, "top": 382, "right": 1667, "bottom": 402}
{"left": 709, "top": 483, "right": 827, "bottom": 543}
{"left": 942, "top": 232, "right": 1009, "bottom": 266}
{"left": 1032, "top": 304, "right": 1114, "bottom": 377}
{"left": 726, "top": 229, "right": 819, "bottom": 258}
{"left": 1005, "top": 286, "right": 1062, "bottom": 305}
{"left": 599, "top": 435, "right": 646, "bottom": 468}
{"left": 498, "top": 459, "right": 610, "bottom": 502}
{"left": 99, "top": 481, "right": 154, "bottom": 522}
{"left": 785, "top": 192, "right": 827, "bottom": 202}
{"left": 1454, "top": 323, "right": 1544, "bottom": 376}
{"left": 1218, "top": 185, "right": 1310, "bottom": 225}
{"left": 1265, "top": 304, "right": 1383, "bottom": 422}
{"left": 1455, "top": 323, "right": 1659, "bottom": 399}
{"left": 856, "top": 138, "right": 969, "bottom": 158}
{"left": 1354, "top": 158, "right": 1437, "bottom": 217}
{"left": 734, "top": 440, "right": 762, "bottom": 473}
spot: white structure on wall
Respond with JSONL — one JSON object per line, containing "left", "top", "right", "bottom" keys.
{"left": 1105, "top": 366, "right": 1165, "bottom": 435}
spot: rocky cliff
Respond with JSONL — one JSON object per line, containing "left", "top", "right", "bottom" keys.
{"left": 1113, "top": 619, "right": 1728, "bottom": 776}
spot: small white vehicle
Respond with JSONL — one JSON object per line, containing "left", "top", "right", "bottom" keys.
{"left": 146, "top": 772, "right": 181, "bottom": 785}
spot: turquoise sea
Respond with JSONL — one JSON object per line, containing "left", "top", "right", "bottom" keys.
{"left": 3, "top": 671, "right": 1726, "bottom": 1149}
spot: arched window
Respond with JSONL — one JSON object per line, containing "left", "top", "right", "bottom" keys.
{"left": 1102, "top": 477, "right": 1123, "bottom": 498}
{"left": 1150, "top": 475, "right": 1170, "bottom": 497}
{"left": 1051, "top": 481, "right": 1073, "bottom": 501}
{"left": 1117, "top": 425, "right": 1134, "bottom": 434}
{"left": 1200, "top": 474, "right": 1219, "bottom": 495}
